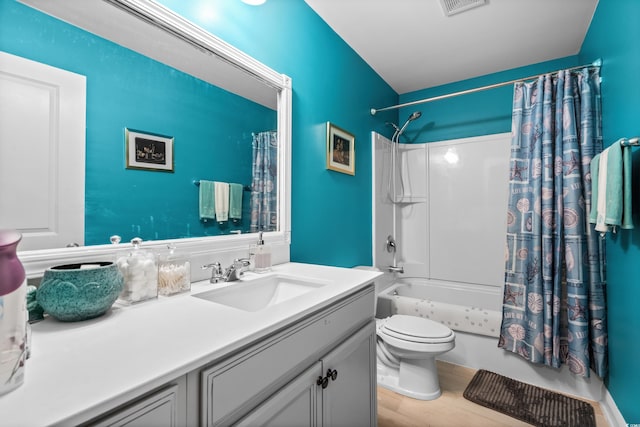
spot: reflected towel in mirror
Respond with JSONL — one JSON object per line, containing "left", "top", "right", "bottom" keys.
{"left": 229, "top": 183, "right": 243, "bottom": 222}
{"left": 199, "top": 180, "right": 216, "bottom": 220}
{"left": 215, "top": 181, "right": 229, "bottom": 222}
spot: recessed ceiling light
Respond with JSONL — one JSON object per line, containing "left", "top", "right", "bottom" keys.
{"left": 241, "top": 0, "right": 267, "bottom": 5}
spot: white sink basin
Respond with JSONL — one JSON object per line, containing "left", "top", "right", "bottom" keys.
{"left": 193, "top": 274, "right": 329, "bottom": 312}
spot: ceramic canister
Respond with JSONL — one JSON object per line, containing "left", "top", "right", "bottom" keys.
{"left": 37, "top": 262, "right": 124, "bottom": 322}
{"left": 0, "top": 230, "right": 27, "bottom": 395}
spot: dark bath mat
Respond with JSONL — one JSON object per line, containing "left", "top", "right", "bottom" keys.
{"left": 463, "top": 369, "right": 596, "bottom": 427}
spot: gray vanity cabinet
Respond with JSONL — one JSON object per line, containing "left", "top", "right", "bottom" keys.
{"left": 199, "top": 286, "right": 376, "bottom": 427}
{"left": 235, "top": 322, "right": 376, "bottom": 427}
{"left": 85, "top": 285, "right": 375, "bottom": 427}
{"left": 88, "top": 379, "right": 186, "bottom": 427}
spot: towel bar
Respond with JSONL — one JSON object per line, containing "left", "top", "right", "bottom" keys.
{"left": 193, "top": 180, "right": 251, "bottom": 191}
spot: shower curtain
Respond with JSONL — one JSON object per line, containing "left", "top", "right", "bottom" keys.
{"left": 249, "top": 131, "right": 278, "bottom": 232}
{"left": 499, "top": 67, "right": 607, "bottom": 378}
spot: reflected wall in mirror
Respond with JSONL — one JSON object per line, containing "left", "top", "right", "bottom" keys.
{"left": 0, "top": 0, "right": 281, "bottom": 251}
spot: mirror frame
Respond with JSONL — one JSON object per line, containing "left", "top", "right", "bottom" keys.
{"left": 17, "top": 0, "right": 292, "bottom": 276}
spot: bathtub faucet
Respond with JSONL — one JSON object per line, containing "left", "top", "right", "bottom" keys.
{"left": 388, "top": 265, "right": 404, "bottom": 274}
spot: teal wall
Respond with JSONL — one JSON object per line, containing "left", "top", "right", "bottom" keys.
{"left": 396, "top": 56, "right": 580, "bottom": 143}
{"left": 155, "top": 0, "right": 398, "bottom": 268}
{"left": 579, "top": 0, "right": 640, "bottom": 422}
{"left": 0, "top": 0, "right": 275, "bottom": 245}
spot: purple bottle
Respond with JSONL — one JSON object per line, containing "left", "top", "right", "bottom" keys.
{"left": 0, "top": 229, "right": 27, "bottom": 395}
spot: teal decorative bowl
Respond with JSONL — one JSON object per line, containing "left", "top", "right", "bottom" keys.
{"left": 37, "top": 262, "right": 124, "bottom": 322}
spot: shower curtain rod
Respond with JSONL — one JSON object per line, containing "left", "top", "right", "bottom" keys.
{"left": 370, "top": 59, "right": 602, "bottom": 115}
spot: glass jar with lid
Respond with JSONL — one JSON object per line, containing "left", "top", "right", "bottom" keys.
{"left": 158, "top": 244, "right": 191, "bottom": 296}
{"left": 115, "top": 237, "right": 158, "bottom": 304}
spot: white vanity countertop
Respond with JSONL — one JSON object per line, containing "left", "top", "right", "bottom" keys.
{"left": 0, "top": 262, "right": 381, "bottom": 427}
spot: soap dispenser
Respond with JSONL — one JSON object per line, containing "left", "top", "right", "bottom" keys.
{"left": 252, "top": 231, "right": 271, "bottom": 273}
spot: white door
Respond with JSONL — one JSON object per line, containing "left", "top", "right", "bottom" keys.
{"left": 0, "top": 51, "right": 86, "bottom": 251}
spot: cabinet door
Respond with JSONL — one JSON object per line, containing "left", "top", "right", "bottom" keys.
{"left": 235, "top": 362, "right": 322, "bottom": 427}
{"left": 321, "top": 321, "right": 377, "bottom": 427}
{"left": 89, "top": 384, "right": 180, "bottom": 427}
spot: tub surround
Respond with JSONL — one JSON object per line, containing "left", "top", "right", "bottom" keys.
{"left": 0, "top": 262, "right": 381, "bottom": 426}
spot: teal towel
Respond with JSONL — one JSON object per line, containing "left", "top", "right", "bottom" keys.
{"left": 589, "top": 153, "right": 600, "bottom": 225}
{"left": 199, "top": 180, "right": 216, "bottom": 220}
{"left": 604, "top": 140, "right": 634, "bottom": 229}
{"left": 229, "top": 183, "right": 243, "bottom": 220}
{"left": 622, "top": 142, "right": 634, "bottom": 229}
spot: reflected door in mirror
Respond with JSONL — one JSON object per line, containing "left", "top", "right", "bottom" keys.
{"left": 0, "top": 52, "right": 86, "bottom": 251}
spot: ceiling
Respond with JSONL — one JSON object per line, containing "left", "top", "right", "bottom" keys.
{"left": 303, "top": 0, "right": 599, "bottom": 95}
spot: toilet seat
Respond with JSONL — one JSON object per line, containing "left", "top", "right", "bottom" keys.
{"left": 379, "top": 315, "right": 455, "bottom": 344}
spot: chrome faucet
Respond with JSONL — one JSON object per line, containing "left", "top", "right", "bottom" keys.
{"left": 202, "top": 262, "right": 224, "bottom": 283}
{"left": 203, "top": 258, "right": 251, "bottom": 283}
{"left": 386, "top": 235, "right": 404, "bottom": 273}
{"left": 388, "top": 265, "right": 404, "bottom": 274}
{"left": 223, "top": 258, "right": 251, "bottom": 282}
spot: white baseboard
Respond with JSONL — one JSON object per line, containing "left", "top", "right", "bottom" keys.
{"left": 600, "top": 388, "right": 626, "bottom": 427}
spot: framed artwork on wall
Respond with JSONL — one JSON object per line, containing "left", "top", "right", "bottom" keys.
{"left": 125, "top": 128, "right": 174, "bottom": 172}
{"left": 326, "top": 122, "right": 355, "bottom": 175}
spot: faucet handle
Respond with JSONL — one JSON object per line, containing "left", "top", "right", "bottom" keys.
{"left": 234, "top": 258, "right": 251, "bottom": 268}
{"left": 202, "top": 262, "right": 224, "bottom": 283}
{"left": 202, "top": 262, "right": 222, "bottom": 270}
{"left": 220, "top": 258, "right": 250, "bottom": 282}
{"left": 231, "top": 258, "right": 251, "bottom": 279}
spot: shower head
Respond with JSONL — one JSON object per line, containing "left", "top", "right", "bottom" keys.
{"left": 407, "top": 111, "right": 422, "bottom": 121}
{"left": 397, "top": 111, "right": 422, "bottom": 136}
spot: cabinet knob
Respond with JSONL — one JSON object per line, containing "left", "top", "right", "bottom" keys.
{"left": 316, "top": 375, "right": 329, "bottom": 389}
{"left": 327, "top": 369, "right": 338, "bottom": 381}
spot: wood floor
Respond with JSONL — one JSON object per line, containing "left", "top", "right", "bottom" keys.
{"left": 377, "top": 361, "right": 609, "bottom": 427}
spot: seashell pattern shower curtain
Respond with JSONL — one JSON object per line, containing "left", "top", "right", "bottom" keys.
{"left": 499, "top": 67, "right": 608, "bottom": 378}
{"left": 250, "top": 131, "right": 278, "bottom": 232}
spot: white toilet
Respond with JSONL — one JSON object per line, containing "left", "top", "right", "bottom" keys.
{"left": 352, "top": 266, "right": 455, "bottom": 400}
{"left": 376, "top": 314, "right": 455, "bottom": 400}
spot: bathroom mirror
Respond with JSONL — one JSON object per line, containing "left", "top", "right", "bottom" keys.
{"left": 3, "top": 0, "right": 291, "bottom": 270}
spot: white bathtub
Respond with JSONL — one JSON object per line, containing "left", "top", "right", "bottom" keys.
{"left": 376, "top": 277, "right": 502, "bottom": 337}
{"left": 374, "top": 276, "right": 605, "bottom": 402}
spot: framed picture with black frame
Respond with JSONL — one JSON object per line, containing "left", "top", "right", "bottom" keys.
{"left": 125, "top": 128, "right": 174, "bottom": 172}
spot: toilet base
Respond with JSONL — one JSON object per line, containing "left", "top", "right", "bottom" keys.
{"left": 377, "top": 357, "right": 442, "bottom": 400}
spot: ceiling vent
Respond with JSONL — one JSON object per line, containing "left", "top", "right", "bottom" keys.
{"left": 439, "top": 0, "right": 486, "bottom": 16}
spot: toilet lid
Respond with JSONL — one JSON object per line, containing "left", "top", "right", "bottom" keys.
{"left": 381, "top": 315, "right": 454, "bottom": 343}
